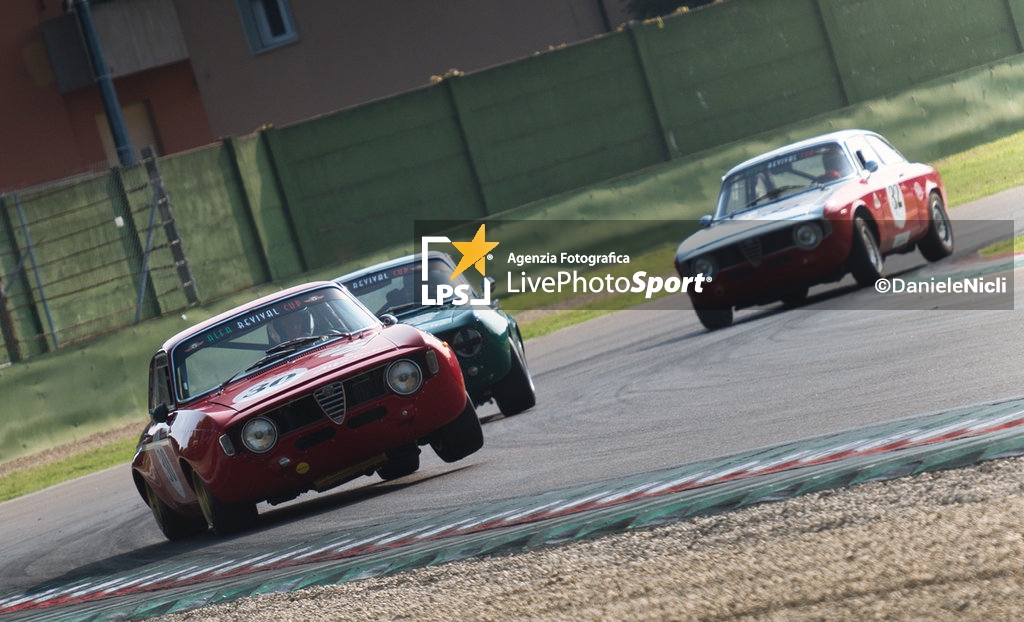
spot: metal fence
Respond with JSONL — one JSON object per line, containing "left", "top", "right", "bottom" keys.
{"left": 0, "top": 147, "right": 197, "bottom": 365}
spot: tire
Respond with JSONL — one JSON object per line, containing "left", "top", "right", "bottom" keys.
{"left": 429, "top": 394, "right": 484, "bottom": 463}
{"left": 377, "top": 443, "right": 420, "bottom": 480}
{"left": 693, "top": 303, "right": 733, "bottom": 330}
{"left": 848, "top": 215, "right": 884, "bottom": 287}
{"left": 192, "top": 472, "right": 257, "bottom": 537}
{"left": 492, "top": 338, "right": 536, "bottom": 416}
{"left": 780, "top": 286, "right": 809, "bottom": 307}
{"left": 145, "top": 482, "right": 207, "bottom": 540}
{"left": 918, "top": 192, "right": 954, "bottom": 261}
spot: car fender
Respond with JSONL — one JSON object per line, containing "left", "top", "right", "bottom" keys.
{"left": 171, "top": 408, "right": 230, "bottom": 486}
{"left": 922, "top": 173, "right": 946, "bottom": 207}
{"left": 132, "top": 414, "right": 205, "bottom": 511}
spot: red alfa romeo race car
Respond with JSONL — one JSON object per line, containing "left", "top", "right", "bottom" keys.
{"left": 131, "top": 281, "right": 482, "bottom": 539}
{"left": 674, "top": 129, "right": 954, "bottom": 330}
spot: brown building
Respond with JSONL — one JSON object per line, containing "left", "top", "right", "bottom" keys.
{"left": 2, "top": 0, "right": 214, "bottom": 192}
{"left": 172, "top": 0, "right": 626, "bottom": 137}
{"left": 1, "top": 0, "right": 629, "bottom": 192}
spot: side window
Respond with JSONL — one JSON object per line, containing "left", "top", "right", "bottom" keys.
{"left": 865, "top": 135, "right": 907, "bottom": 165}
{"left": 846, "top": 136, "right": 881, "bottom": 171}
{"left": 236, "top": 0, "right": 299, "bottom": 54}
{"left": 149, "top": 354, "right": 172, "bottom": 412}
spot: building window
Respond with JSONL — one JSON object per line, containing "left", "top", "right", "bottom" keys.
{"left": 236, "top": 0, "right": 298, "bottom": 54}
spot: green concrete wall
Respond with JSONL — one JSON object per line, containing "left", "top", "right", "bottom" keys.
{"left": 3, "top": 0, "right": 1024, "bottom": 366}
{"left": 450, "top": 33, "right": 668, "bottom": 214}
{"left": 821, "top": 0, "right": 1024, "bottom": 103}
{"left": 639, "top": 0, "right": 846, "bottom": 157}
{"left": 264, "top": 86, "right": 488, "bottom": 268}
{"left": 156, "top": 145, "right": 271, "bottom": 300}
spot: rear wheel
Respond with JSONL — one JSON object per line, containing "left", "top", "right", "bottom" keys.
{"left": 918, "top": 192, "right": 954, "bottom": 261}
{"left": 492, "top": 338, "right": 536, "bottom": 416}
{"left": 145, "top": 483, "right": 206, "bottom": 540}
{"left": 429, "top": 395, "right": 484, "bottom": 463}
{"left": 377, "top": 443, "right": 421, "bottom": 480}
{"left": 192, "top": 472, "right": 257, "bottom": 537}
{"left": 848, "top": 215, "right": 884, "bottom": 287}
{"left": 693, "top": 303, "right": 733, "bottom": 330}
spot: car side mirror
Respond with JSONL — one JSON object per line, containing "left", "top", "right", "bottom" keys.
{"left": 699, "top": 215, "right": 713, "bottom": 228}
{"left": 150, "top": 402, "right": 169, "bottom": 423}
{"left": 379, "top": 313, "right": 398, "bottom": 326}
{"left": 863, "top": 160, "right": 879, "bottom": 173}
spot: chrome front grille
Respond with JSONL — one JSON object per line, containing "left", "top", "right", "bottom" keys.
{"left": 314, "top": 382, "right": 346, "bottom": 424}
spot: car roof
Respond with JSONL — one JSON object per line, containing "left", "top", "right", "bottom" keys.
{"left": 722, "top": 129, "right": 877, "bottom": 179}
{"left": 159, "top": 280, "right": 345, "bottom": 352}
{"left": 334, "top": 250, "right": 456, "bottom": 283}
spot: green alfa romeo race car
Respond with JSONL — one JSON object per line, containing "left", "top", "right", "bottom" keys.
{"left": 337, "top": 251, "right": 536, "bottom": 417}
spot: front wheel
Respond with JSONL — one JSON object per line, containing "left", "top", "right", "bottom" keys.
{"left": 848, "top": 215, "right": 884, "bottom": 287}
{"left": 918, "top": 192, "right": 954, "bottom": 261}
{"left": 192, "top": 472, "right": 257, "bottom": 537}
{"left": 693, "top": 303, "right": 733, "bottom": 330}
{"left": 377, "top": 443, "right": 420, "bottom": 480}
{"left": 429, "top": 394, "right": 484, "bottom": 463}
{"left": 145, "top": 482, "right": 206, "bottom": 541}
{"left": 492, "top": 338, "right": 536, "bottom": 416}
{"left": 780, "top": 285, "right": 809, "bottom": 307}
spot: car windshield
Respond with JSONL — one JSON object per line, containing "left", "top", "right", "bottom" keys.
{"left": 343, "top": 257, "right": 475, "bottom": 315}
{"left": 714, "top": 142, "right": 853, "bottom": 219}
{"left": 170, "top": 286, "right": 378, "bottom": 401}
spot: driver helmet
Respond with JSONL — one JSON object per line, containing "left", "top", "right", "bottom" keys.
{"left": 822, "top": 147, "right": 850, "bottom": 178}
{"left": 272, "top": 308, "right": 314, "bottom": 342}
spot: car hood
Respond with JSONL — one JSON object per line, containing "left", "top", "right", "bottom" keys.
{"left": 676, "top": 187, "right": 834, "bottom": 260}
{"left": 393, "top": 305, "right": 480, "bottom": 333}
{"left": 199, "top": 328, "right": 412, "bottom": 416}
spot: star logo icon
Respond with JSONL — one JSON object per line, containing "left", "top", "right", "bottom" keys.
{"left": 450, "top": 224, "right": 499, "bottom": 279}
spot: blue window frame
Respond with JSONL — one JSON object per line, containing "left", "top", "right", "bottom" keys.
{"left": 236, "top": 0, "right": 298, "bottom": 54}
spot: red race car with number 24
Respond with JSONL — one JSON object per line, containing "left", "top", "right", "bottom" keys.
{"left": 674, "top": 129, "right": 954, "bottom": 330}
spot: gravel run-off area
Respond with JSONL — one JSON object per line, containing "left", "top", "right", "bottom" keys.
{"left": 146, "top": 456, "right": 1024, "bottom": 622}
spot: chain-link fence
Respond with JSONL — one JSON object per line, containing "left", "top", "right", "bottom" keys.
{"left": 0, "top": 147, "right": 197, "bottom": 365}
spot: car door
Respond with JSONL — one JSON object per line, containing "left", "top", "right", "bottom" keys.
{"left": 864, "top": 134, "right": 928, "bottom": 244}
{"left": 845, "top": 135, "right": 913, "bottom": 253}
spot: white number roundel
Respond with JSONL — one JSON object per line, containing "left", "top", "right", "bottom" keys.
{"left": 233, "top": 369, "right": 306, "bottom": 403}
{"left": 887, "top": 183, "right": 906, "bottom": 228}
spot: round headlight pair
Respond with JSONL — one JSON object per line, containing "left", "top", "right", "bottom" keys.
{"left": 691, "top": 256, "right": 718, "bottom": 279}
{"left": 241, "top": 417, "right": 278, "bottom": 454}
{"left": 387, "top": 359, "right": 423, "bottom": 395}
{"left": 793, "top": 222, "right": 824, "bottom": 250}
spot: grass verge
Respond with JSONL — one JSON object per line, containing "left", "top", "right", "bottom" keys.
{"left": 0, "top": 438, "right": 137, "bottom": 504}
{"left": 978, "top": 234, "right": 1024, "bottom": 258}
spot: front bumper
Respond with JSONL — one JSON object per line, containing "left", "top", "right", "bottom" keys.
{"left": 678, "top": 220, "right": 855, "bottom": 309}
{"left": 197, "top": 352, "right": 468, "bottom": 504}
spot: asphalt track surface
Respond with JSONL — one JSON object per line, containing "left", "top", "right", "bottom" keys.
{"left": 1, "top": 187, "right": 1022, "bottom": 618}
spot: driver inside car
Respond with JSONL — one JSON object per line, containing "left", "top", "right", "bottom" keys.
{"left": 819, "top": 146, "right": 853, "bottom": 181}
{"left": 270, "top": 309, "right": 315, "bottom": 343}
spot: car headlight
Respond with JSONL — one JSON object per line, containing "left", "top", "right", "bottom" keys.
{"left": 691, "top": 255, "right": 718, "bottom": 279}
{"left": 451, "top": 328, "right": 483, "bottom": 358}
{"left": 241, "top": 417, "right": 278, "bottom": 454}
{"left": 793, "top": 222, "right": 824, "bottom": 250}
{"left": 386, "top": 359, "right": 423, "bottom": 395}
